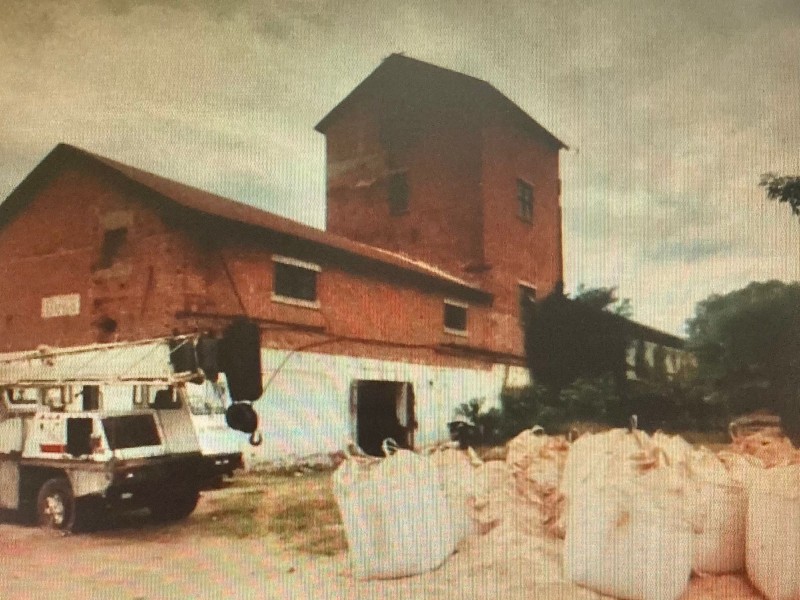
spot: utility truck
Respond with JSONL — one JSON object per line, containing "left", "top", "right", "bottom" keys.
{"left": 0, "top": 336, "right": 245, "bottom": 531}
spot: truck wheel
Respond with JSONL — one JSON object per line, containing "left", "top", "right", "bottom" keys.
{"left": 149, "top": 488, "right": 200, "bottom": 522}
{"left": 36, "top": 478, "right": 76, "bottom": 532}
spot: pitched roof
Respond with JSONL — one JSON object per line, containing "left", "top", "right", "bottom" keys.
{"left": 315, "top": 53, "right": 567, "bottom": 150}
{"left": 0, "top": 144, "right": 491, "bottom": 302}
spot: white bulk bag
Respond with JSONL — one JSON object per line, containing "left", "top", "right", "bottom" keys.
{"left": 429, "top": 447, "right": 477, "bottom": 544}
{"left": 469, "top": 459, "right": 513, "bottom": 532}
{"left": 561, "top": 429, "right": 649, "bottom": 492}
{"left": 332, "top": 448, "right": 458, "bottom": 579}
{"left": 687, "top": 449, "right": 746, "bottom": 574}
{"left": 564, "top": 452, "right": 693, "bottom": 600}
{"left": 652, "top": 431, "right": 693, "bottom": 466}
{"left": 746, "top": 465, "right": 800, "bottom": 600}
{"left": 506, "top": 426, "right": 550, "bottom": 472}
{"left": 505, "top": 427, "right": 570, "bottom": 536}
{"left": 560, "top": 429, "right": 649, "bottom": 528}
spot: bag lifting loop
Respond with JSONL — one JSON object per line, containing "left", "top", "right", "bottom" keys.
{"left": 381, "top": 438, "right": 399, "bottom": 457}
{"left": 249, "top": 430, "right": 263, "bottom": 447}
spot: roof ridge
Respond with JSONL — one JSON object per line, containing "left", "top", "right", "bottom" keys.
{"left": 36, "top": 144, "right": 485, "bottom": 297}
{"left": 316, "top": 53, "right": 567, "bottom": 149}
{"left": 382, "top": 53, "right": 494, "bottom": 89}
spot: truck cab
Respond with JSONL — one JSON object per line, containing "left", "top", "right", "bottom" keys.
{"left": 0, "top": 339, "right": 243, "bottom": 531}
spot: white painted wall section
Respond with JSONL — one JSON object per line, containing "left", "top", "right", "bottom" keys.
{"left": 238, "top": 349, "right": 508, "bottom": 464}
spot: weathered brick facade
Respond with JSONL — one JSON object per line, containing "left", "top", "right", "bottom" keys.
{"left": 0, "top": 55, "right": 566, "bottom": 370}
{"left": 319, "top": 55, "right": 565, "bottom": 332}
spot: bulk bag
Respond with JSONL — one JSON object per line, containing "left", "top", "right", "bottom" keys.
{"left": 505, "top": 427, "right": 570, "bottom": 536}
{"left": 563, "top": 443, "right": 693, "bottom": 600}
{"left": 332, "top": 448, "right": 458, "bottom": 579}
{"left": 687, "top": 449, "right": 747, "bottom": 574}
{"left": 746, "top": 465, "right": 800, "bottom": 600}
{"left": 652, "top": 431, "right": 693, "bottom": 466}
{"left": 506, "top": 426, "right": 551, "bottom": 472}
{"left": 469, "top": 459, "right": 514, "bottom": 533}
{"left": 428, "top": 447, "right": 478, "bottom": 544}
{"left": 732, "top": 431, "right": 798, "bottom": 468}
{"left": 560, "top": 429, "right": 649, "bottom": 524}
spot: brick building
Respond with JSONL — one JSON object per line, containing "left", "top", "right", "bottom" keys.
{"left": 0, "top": 55, "right": 567, "bottom": 459}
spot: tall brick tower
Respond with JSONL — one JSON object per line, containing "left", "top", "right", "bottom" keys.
{"left": 315, "top": 54, "right": 566, "bottom": 321}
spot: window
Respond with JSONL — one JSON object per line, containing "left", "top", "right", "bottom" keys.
{"left": 44, "top": 387, "right": 66, "bottom": 410}
{"left": 1, "top": 388, "right": 38, "bottom": 414}
{"left": 444, "top": 300, "right": 468, "bottom": 335}
{"left": 518, "top": 283, "right": 537, "bottom": 323}
{"left": 96, "top": 227, "right": 127, "bottom": 269}
{"left": 388, "top": 172, "right": 409, "bottom": 215}
{"left": 272, "top": 256, "right": 320, "bottom": 306}
{"left": 102, "top": 414, "right": 160, "bottom": 450}
{"left": 183, "top": 381, "right": 227, "bottom": 416}
{"left": 517, "top": 180, "right": 534, "bottom": 222}
{"left": 81, "top": 385, "right": 100, "bottom": 411}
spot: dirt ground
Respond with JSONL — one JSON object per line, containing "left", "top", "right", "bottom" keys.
{"left": 0, "top": 477, "right": 765, "bottom": 600}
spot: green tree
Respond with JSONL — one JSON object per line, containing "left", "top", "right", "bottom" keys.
{"left": 759, "top": 173, "right": 800, "bottom": 442}
{"left": 523, "top": 285, "right": 631, "bottom": 418}
{"left": 686, "top": 281, "right": 800, "bottom": 441}
{"left": 573, "top": 284, "right": 633, "bottom": 318}
{"left": 761, "top": 174, "right": 800, "bottom": 215}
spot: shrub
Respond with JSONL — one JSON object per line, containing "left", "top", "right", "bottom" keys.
{"left": 452, "top": 398, "right": 503, "bottom": 445}
{"left": 488, "top": 376, "right": 725, "bottom": 441}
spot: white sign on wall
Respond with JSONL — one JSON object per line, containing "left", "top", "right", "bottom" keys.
{"left": 41, "top": 293, "right": 81, "bottom": 318}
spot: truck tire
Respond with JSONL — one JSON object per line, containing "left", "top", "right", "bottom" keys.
{"left": 148, "top": 488, "right": 200, "bottom": 523}
{"left": 36, "top": 478, "right": 77, "bottom": 532}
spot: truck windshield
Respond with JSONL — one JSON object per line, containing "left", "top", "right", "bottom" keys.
{"left": 184, "top": 381, "right": 226, "bottom": 416}
{"left": 102, "top": 414, "right": 160, "bottom": 449}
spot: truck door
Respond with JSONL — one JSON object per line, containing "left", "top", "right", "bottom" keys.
{"left": 150, "top": 386, "right": 201, "bottom": 455}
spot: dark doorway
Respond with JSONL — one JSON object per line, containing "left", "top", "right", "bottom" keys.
{"left": 352, "top": 380, "right": 415, "bottom": 457}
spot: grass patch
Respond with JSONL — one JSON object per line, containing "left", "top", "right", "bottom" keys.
{"left": 200, "top": 471, "right": 347, "bottom": 556}
{"left": 268, "top": 497, "right": 346, "bottom": 556}
{"left": 202, "top": 490, "right": 272, "bottom": 539}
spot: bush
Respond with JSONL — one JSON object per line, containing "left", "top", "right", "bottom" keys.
{"left": 452, "top": 398, "right": 503, "bottom": 445}
{"left": 486, "top": 376, "right": 725, "bottom": 442}
{"left": 496, "top": 384, "right": 556, "bottom": 439}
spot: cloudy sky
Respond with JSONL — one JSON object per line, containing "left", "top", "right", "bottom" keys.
{"left": 2, "top": 0, "right": 799, "bottom": 336}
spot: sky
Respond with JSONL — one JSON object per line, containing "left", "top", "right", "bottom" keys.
{"left": 2, "top": 0, "right": 799, "bottom": 336}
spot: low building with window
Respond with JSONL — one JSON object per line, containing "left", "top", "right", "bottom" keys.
{"left": 0, "top": 54, "right": 574, "bottom": 460}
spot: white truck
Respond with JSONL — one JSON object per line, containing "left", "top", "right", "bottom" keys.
{"left": 0, "top": 337, "right": 243, "bottom": 531}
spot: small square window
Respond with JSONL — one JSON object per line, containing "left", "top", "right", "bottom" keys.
{"left": 96, "top": 227, "right": 127, "bottom": 270}
{"left": 517, "top": 180, "right": 534, "bottom": 222}
{"left": 273, "top": 259, "right": 318, "bottom": 304}
{"left": 388, "top": 172, "right": 409, "bottom": 215}
{"left": 444, "top": 300, "right": 468, "bottom": 335}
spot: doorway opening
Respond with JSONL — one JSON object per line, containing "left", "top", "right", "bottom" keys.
{"left": 351, "top": 380, "right": 415, "bottom": 457}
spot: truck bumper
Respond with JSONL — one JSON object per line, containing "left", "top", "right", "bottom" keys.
{"left": 105, "top": 451, "right": 242, "bottom": 503}
{"left": 199, "top": 452, "right": 243, "bottom": 479}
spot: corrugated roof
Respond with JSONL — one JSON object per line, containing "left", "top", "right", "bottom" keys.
{"left": 316, "top": 53, "right": 568, "bottom": 150}
{"left": 0, "top": 144, "right": 491, "bottom": 302}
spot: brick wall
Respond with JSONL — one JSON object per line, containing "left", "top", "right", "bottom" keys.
{"left": 0, "top": 163, "right": 517, "bottom": 368}
{"left": 325, "top": 100, "right": 485, "bottom": 278}
{"left": 480, "top": 123, "right": 563, "bottom": 315}
{"left": 322, "top": 102, "right": 564, "bottom": 358}
{"left": 0, "top": 166, "right": 187, "bottom": 348}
